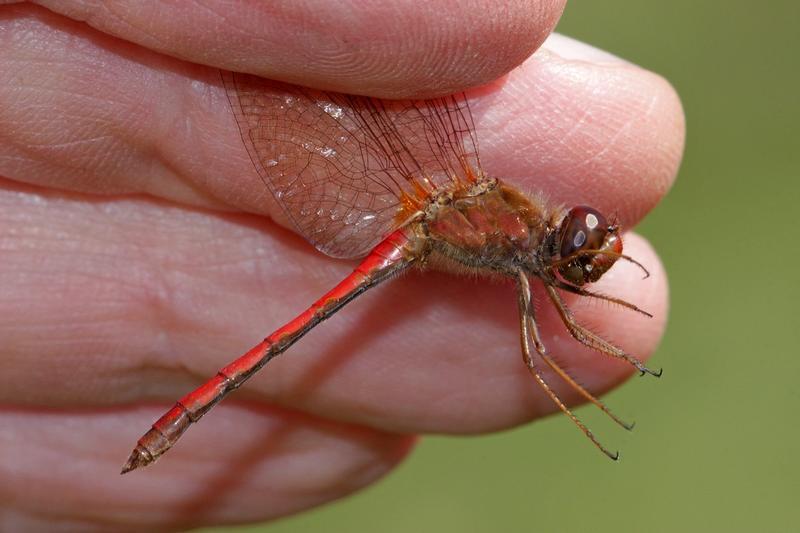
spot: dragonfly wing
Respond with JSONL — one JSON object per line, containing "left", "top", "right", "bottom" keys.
{"left": 222, "top": 71, "right": 483, "bottom": 258}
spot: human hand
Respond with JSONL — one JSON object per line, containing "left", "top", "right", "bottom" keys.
{"left": 0, "top": 1, "right": 683, "bottom": 531}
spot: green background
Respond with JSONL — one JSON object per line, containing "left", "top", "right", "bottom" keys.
{"left": 209, "top": 1, "right": 800, "bottom": 531}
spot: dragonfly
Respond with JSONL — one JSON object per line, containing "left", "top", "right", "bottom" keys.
{"left": 121, "top": 70, "right": 660, "bottom": 474}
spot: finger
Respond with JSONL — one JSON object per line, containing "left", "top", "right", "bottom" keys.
{"left": 31, "top": 0, "right": 566, "bottom": 98}
{"left": 0, "top": 11, "right": 683, "bottom": 230}
{"left": 0, "top": 183, "right": 666, "bottom": 434}
{"left": 0, "top": 11, "right": 680, "bottom": 430}
{"left": 0, "top": 404, "right": 413, "bottom": 530}
{"left": 475, "top": 33, "right": 686, "bottom": 227}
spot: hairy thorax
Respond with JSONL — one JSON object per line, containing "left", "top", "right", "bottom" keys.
{"left": 415, "top": 177, "right": 565, "bottom": 276}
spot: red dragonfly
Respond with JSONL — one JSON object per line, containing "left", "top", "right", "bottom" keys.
{"left": 122, "top": 71, "right": 659, "bottom": 473}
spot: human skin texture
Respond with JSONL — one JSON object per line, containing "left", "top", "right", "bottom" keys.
{"left": 0, "top": 1, "right": 684, "bottom": 531}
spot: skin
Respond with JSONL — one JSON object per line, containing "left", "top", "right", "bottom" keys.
{"left": 0, "top": 1, "right": 684, "bottom": 531}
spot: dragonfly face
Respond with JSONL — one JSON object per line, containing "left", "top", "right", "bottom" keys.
{"left": 551, "top": 206, "right": 623, "bottom": 286}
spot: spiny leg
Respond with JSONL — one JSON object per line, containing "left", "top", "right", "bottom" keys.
{"left": 536, "top": 346, "right": 634, "bottom": 430}
{"left": 516, "top": 271, "right": 620, "bottom": 460}
{"left": 519, "top": 273, "right": 634, "bottom": 430}
{"left": 545, "top": 284, "right": 662, "bottom": 377}
{"left": 551, "top": 278, "right": 652, "bottom": 318}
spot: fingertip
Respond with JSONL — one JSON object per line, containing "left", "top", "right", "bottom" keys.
{"left": 475, "top": 34, "right": 685, "bottom": 226}
{"left": 40, "top": 0, "right": 567, "bottom": 98}
{"left": 218, "top": 0, "right": 568, "bottom": 98}
{"left": 541, "top": 34, "right": 685, "bottom": 221}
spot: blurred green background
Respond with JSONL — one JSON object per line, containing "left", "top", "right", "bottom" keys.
{"left": 208, "top": 1, "right": 800, "bottom": 531}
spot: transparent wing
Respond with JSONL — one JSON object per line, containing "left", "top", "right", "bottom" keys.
{"left": 221, "top": 71, "right": 482, "bottom": 258}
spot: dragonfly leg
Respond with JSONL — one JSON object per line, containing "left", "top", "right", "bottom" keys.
{"left": 516, "top": 271, "right": 620, "bottom": 460}
{"left": 545, "top": 284, "right": 662, "bottom": 377}
{"left": 550, "top": 278, "right": 652, "bottom": 318}
{"left": 517, "top": 273, "right": 633, "bottom": 429}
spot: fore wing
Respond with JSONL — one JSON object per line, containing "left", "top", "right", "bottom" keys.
{"left": 221, "top": 71, "right": 482, "bottom": 258}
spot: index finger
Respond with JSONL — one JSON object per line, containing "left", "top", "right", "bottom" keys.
{"left": 36, "top": 0, "right": 566, "bottom": 98}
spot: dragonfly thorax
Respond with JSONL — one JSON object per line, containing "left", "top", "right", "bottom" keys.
{"left": 419, "top": 177, "right": 564, "bottom": 276}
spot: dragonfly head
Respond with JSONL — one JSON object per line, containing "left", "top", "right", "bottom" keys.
{"left": 551, "top": 206, "right": 622, "bottom": 286}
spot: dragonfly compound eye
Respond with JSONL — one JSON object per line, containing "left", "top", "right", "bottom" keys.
{"left": 557, "top": 206, "right": 622, "bottom": 285}
{"left": 559, "top": 206, "right": 609, "bottom": 258}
